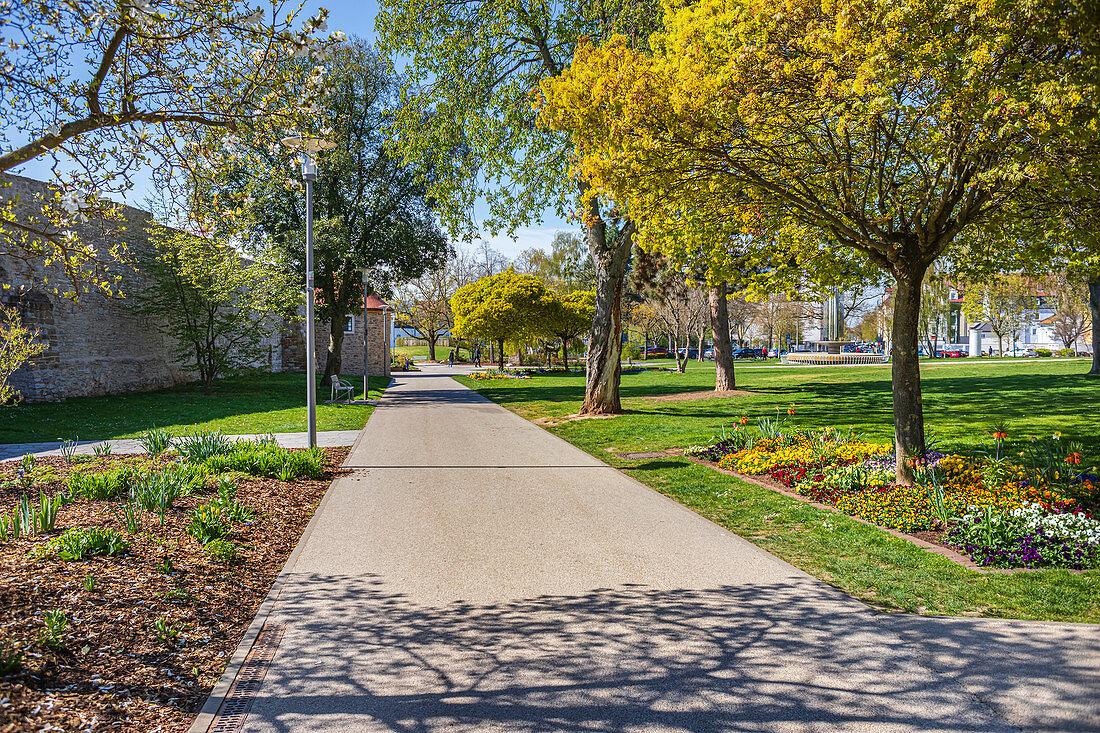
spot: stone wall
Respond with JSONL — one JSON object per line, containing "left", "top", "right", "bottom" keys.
{"left": 1, "top": 175, "right": 196, "bottom": 402}
{"left": 1, "top": 174, "right": 290, "bottom": 402}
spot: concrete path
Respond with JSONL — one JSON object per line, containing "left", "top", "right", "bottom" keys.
{"left": 0, "top": 430, "right": 362, "bottom": 461}
{"left": 200, "top": 364, "right": 1099, "bottom": 733}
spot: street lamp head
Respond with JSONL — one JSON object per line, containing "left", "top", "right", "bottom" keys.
{"left": 281, "top": 135, "right": 336, "bottom": 154}
{"left": 281, "top": 136, "right": 335, "bottom": 181}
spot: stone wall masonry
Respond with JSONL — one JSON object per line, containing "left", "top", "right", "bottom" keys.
{"left": 2, "top": 175, "right": 195, "bottom": 402}
{"left": 1, "top": 174, "right": 290, "bottom": 402}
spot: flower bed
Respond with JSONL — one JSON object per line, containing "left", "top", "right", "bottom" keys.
{"left": 687, "top": 422, "right": 1100, "bottom": 570}
{"left": 470, "top": 369, "right": 532, "bottom": 381}
{"left": 0, "top": 435, "right": 348, "bottom": 731}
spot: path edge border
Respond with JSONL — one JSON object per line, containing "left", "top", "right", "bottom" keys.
{"left": 186, "top": 380, "right": 395, "bottom": 733}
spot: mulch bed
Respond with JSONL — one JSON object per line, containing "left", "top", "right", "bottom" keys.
{"left": 0, "top": 448, "right": 349, "bottom": 732}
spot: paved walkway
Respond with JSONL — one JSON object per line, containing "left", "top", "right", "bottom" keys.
{"left": 0, "top": 430, "right": 362, "bottom": 461}
{"left": 198, "top": 364, "right": 1099, "bottom": 732}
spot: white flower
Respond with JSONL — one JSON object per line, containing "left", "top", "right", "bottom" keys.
{"left": 241, "top": 8, "right": 264, "bottom": 26}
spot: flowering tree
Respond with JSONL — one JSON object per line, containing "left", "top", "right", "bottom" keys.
{"left": 541, "top": 0, "right": 1098, "bottom": 481}
{"left": 0, "top": 307, "right": 49, "bottom": 405}
{"left": 0, "top": 0, "right": 344, "bottom": 297}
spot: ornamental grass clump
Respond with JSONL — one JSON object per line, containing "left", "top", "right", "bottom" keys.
{"left": 176, "top": 431, "right": 235, "bottom": 462}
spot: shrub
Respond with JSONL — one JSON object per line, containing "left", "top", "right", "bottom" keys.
{"left": 67, "top": 468, "right": 131, "bottom": 501}
{"left": 176, "top": 431, "right": 234, "bottom": 462}
{"left": 1035, "top": 348, "right": 1052, "bottom": 358}
{"left": 186, "top": 504, "right": 229, "bottom": 545}
{"left": 204, "top": 539, "right": 238, "bottom": 563}
{"left": 33, "top": 527, "right": 129, "bottom": 561}
{"left": 138, "top": 427, "right": 174, "bottom": 458}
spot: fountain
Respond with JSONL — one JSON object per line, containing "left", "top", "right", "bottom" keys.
{"left": 783, "top": 289, "right": 888, "bottom": 366}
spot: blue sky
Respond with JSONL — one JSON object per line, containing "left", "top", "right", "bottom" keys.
{"left": 9, "top": 0, "right": 572, "bottom": 259}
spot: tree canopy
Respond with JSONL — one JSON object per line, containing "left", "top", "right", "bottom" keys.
{"left": 451, "top": 268, "right": 554, "bottom": 369}
{"left": 541, "top": 0, "right": 1100, "bottom": 481}
{"left": 200, "top": 40, "right": 450, "bottom": 382}
{"left": 0, "top": 0, "right": 343, "bottom": 297}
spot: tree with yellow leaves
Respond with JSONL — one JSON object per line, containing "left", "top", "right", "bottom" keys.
{"left": 541, "top": 0, "right": 1099, "bottom": 482}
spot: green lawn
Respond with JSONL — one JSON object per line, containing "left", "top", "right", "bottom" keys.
{"left": 0, "top": 373, "right": 390, "bottom": 443}
{"left": 458, "top": 359, "right": 1100, "bottom": 623}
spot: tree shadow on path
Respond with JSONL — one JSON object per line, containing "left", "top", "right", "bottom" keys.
{"left": 241, "top": 577, "right": 1099, "bottom": 732}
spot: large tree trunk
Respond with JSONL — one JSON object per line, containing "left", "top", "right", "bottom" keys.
{"left": 427, "top": 335, "right": 437, "bottom": 361}
{"left": 581, "top": 216, "right": 634, "bottom": 415}
{"left": 497, "top": 338, "right": 505, "bottom": 371}
{"left": 322, "top": 313, "right": 345, "bottom": 387}
{"left": 561, "top": 336, "right": 569, "bottom": 368}
{"left": 891, "top": 274, "right": 927, "bottom": 485}
{"left": 1089, "top": 275, "right": 1100, "bottom": 376}
{"left": 709, "top": 282, "right": 736, "bottom": 391}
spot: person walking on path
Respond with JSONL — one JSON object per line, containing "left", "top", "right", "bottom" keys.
{"left": 448, "top": 349, "right": 455, "bottom": 367}
{"left": 474, "top": 345, "right": 481, "bottom": 367}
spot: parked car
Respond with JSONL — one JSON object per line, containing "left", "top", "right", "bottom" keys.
{"left": 677, "top": 347, "right": 700, "bottom": 359}
{"left": 702, "top": 348, "right": 715, "bottom": 360}
{"left": 937, "top": 349, "right": 968, "bottom": 358}
{"left": 643, "top": 348, "right": 671, "bottom": 359}
{"left": 732, "top": 347, "right": 758, "bottom": 359}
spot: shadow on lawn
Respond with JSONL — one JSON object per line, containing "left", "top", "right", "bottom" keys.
{"left": 242, "top": 574, "right": 1098, "bottom": 732}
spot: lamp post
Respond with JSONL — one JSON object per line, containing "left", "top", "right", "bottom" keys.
{"left": 360, "top": 268, "right": 371, "bottom": 399}
{"left": 282, "top": 135, "right": 334, "bottom": 448}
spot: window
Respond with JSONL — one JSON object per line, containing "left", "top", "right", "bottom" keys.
{"left": 344, "top": 315, "right": 355, "bottom": 333}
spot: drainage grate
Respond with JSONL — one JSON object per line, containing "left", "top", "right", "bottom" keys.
{"left": 207, "top": 623, "right": 286, "bottom": 733}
